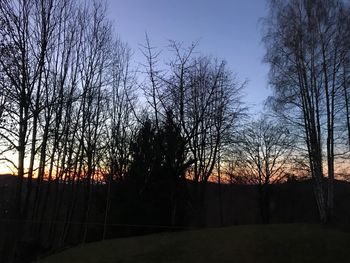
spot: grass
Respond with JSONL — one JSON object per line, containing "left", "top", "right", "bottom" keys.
{"left": 37, "top": 224, "right": 350, "bottom": 263}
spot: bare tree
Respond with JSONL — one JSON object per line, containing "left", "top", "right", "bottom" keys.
{"left": 236, "top": 117, "right": 295, "bottom": 223}
{"left": 102, "top": 38, "right": 137, "bottom": 240}
{"left": 263, "top": 0, "right": 350, "bottom": 223}
{"left": 0, "top": 0, "right": 133, "bottom": 257}
{"left": 140, "top": 40, "right": 245, "bottom": 225}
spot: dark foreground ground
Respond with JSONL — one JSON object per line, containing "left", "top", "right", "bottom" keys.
{"left": 37, "top": 224, "right": 350, "bottom": 263}
{"left": 2, "top": 176, "right": 350, "bottom": 262}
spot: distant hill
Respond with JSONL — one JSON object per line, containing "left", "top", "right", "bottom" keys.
{"left": 1, "top": 175, "right": 350, "bottom": 227}
{"left": 202, "top": 179, "right": 350, "bottom": 227}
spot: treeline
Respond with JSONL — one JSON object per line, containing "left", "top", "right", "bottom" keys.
{"left": 0, "top": 0, "right": 350, "bottom": 262}
{"left": 0, "top": 0, "right": 245, "bottom": 261}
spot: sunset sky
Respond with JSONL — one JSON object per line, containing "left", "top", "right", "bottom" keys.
{"left": 106, "top": 0, "right": 270, "bottom": 113}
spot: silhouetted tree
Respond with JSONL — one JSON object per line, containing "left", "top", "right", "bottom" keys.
{"left": 236, "top": 117, "right": 295, "bottom": 223}
{"left": 263, "top": 0, "right": 350, "bottom": 223}
{"left": 126, "top": 112, "right": 192, "bottom": 227}
{"left": 140, "top": 40, "right": 245, "bottom": 225}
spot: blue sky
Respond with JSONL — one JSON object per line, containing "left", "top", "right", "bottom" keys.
{"left": 106, "top": 0, "right": 270, "bottom": 113}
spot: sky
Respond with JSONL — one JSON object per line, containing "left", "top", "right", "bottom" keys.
{"left": 107, "top": 0, "right": 271, "bottom": 113}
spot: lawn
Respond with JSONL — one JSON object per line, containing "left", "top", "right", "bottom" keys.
{"left": 37, "top": 224, "right": 350, "bottom": 263}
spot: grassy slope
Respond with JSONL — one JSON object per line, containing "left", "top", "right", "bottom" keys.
{"left": 38, "top": 224, "right": 350, "bottom": 263}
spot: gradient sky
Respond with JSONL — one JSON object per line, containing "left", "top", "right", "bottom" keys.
{"left": 106, "top": 0, "right": 271, "bottom": 113}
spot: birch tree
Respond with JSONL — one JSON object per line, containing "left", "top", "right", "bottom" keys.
{"left": 263, "top": 0, "right": 350, "bottom": 222}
